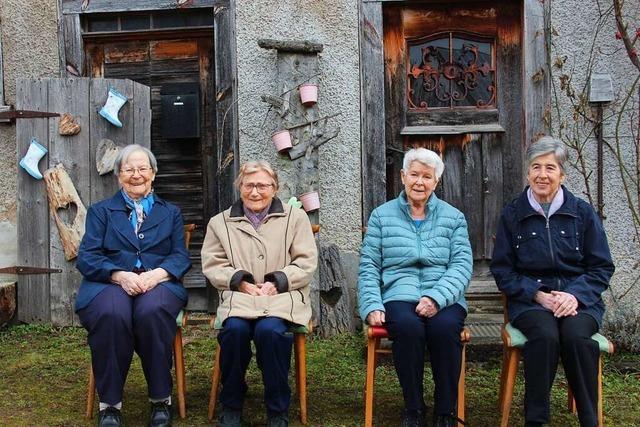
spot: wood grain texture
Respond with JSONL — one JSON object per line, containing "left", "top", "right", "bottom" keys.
{"left": 16, "top": 79, "right": 51, "bottom": 323}
{"left": 360, "top": 1, "right": 387, "bottom": 226}
{"left": 62, "top": 0, "right": 215, "bottom": 14}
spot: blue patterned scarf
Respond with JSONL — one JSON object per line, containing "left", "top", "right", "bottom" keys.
{"left": 121, "top": 189, "right": 154, "bottom": 267}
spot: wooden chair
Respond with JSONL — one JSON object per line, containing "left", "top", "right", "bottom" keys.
{"left": 207, "top": 319, "right": 312, "bottom": 424}
{"left": 85, "top": 223, "right": 197, "bottom": 420}
{"left": 364, "top": 325, "right": 471, "bottom": 427}
{"left": 497, "top": 295, "right": 614, "bottom": 427}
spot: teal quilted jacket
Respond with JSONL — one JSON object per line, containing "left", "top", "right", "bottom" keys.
{"left": 358, "top": 191, "right": 473, "bottom": 320}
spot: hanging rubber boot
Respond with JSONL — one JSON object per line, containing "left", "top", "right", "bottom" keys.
{"left": 19, "top": 138, "right": 48, "bottom": 180}
{"left": 99, "top": 87, "right": 127, "bottom": 128}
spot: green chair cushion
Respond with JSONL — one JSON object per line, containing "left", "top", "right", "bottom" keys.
{"left": 175, "top": 309, "right": 184, "bottom": 327}
{"left": 505, "top": 322, "right": 612, "bottom": 353}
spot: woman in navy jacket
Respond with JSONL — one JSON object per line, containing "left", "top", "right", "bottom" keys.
{"left": 491, "top": 137, "right": 614, "bottom": 427}
{"left": 75, "top": 144, "right": 191, "bottom": 427}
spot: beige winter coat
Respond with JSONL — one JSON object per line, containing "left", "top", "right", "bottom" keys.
{"left": 201, "top": 198, "right": 317, "bottom": 327}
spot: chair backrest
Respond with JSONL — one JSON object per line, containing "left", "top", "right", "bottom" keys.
{"left": 183, "top": 224, "right": 196, "bottom": 250}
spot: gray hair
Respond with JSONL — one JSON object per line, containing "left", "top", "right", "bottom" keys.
{"left": 526, "top": 136, "right": 568, "bottom": 171}
{"left": 113, "top": 144, "right": 158, "bottom": 175}
{"left": 402, "top": 148, "right": 445, "bottom": 179}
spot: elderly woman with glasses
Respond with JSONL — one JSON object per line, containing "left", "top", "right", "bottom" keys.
{"left": 201, "top": 160, "right": 317, "bottom": 427}
{"left": 358, "top": 148, "right": 473, "bottom": 427}
{"left": 75, "top": 144, "right": 191, "bottom": 427}
{"left": 491, "top": 136, "right": 614, "bottom": 427}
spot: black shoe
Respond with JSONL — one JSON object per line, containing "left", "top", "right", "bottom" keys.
{"left": 433, "top": 413, "right": 465, "bottom": 427}
{"left": 218, "top": 407, "right": 243, "bottom": 427}
{"left": 98, "top": 407, "right": 123, "bottom": 427}
{"left": 148, "top": 401, "right": 172, "bottom": 427}
{"left": 266, "top": 412, "right": 289, "bottom": 427}
{"left": 401, "top": 410, "right": 425, "bottom": 427}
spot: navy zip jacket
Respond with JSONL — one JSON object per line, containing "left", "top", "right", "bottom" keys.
{"left": 490, "top": 186, "right": 614, "bottom": 325}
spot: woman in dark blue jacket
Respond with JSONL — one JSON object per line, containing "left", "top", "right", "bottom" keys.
{"left": 75, "top": 144, "right": 191, "bottom": 427}
{"left": 491, "top": 137, "right": 614, "bottom": 427}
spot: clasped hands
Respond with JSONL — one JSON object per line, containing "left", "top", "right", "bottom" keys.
{"left": 366, "top": 296, "right": 438, "bottom": 326}
{"left": 239, "top": 280, "right": 278, "bottom": 296}
{"left": 534, "top": 290, "right": 579, "bottom": 317}
{"left": 111, "top": 268, "right": 170, "bottom": 296}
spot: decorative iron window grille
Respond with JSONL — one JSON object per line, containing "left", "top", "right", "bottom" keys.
{"left": 407, "top": 32, "right": 496, "bottom": 110}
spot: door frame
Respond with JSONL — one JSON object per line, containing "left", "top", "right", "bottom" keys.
{"left": 359, "top": 0, "right": 551, "bottom": 226}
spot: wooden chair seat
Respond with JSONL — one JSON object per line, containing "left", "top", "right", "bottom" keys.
{"left": 207, "top": 318, "right": 311, "bottom": 424}
{"left": 85, "top": 224, "right": 196, "bottom": 420}
{"left": 364, "top": 324, "right": 471, "bottom": 427}
{"left": 498, "top": 298, "right": 614, "bottom": 427}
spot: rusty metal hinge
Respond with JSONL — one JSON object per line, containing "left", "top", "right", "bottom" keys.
{"left": 0, "top": 266, "right": 63, "bottom": 275}
{"left": 0, "top": 109, "right": 60, "bottom": 123}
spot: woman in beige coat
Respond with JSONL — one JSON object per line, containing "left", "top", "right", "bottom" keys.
{"left": 201, "top": 161, "right": 317, "bottom": 427}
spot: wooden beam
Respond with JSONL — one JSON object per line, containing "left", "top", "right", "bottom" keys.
{"left": 400, "top": 124, "right": 506, "bottom": 135}
{"left": 214, "top": 0, "right": 239, "bottom": 210}
{"left": 62, "top": 0, "right": 214, "bottom": 14}
{"left": 359, "top": 1, "right": 387, "bottom": 227}
{"left": 257, "top": 39, "right": 324, "bottom": 54}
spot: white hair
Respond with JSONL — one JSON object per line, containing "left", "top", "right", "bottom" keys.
{"left": 402, "top": 148, "right": 444, "bottom": 179}
{"left": 113, "top": 144, "right": 158, "bottom": 175}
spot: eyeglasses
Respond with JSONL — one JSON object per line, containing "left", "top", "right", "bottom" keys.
{"left": 120, "top": 166, "right": 153, "bottom": 176}
{"left": 241, "top": 183, "right": 274, "bottom": 193}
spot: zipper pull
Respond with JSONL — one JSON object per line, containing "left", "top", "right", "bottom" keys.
{"left": 546, "top": 216, "right": 550, "bottom": 229}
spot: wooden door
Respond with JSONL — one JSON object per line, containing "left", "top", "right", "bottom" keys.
{"left": 383, "top": 1, "right": 523, "bottom": 283}
{"left": 84, "top": 35, "right": 215, "bottom": 311}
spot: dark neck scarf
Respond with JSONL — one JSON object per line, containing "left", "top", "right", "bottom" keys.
{"left": 243, "top": 202, "right": 271, "bottom": 230}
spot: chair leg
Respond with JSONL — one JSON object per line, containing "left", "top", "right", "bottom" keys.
{"left": 457, "top": 343, "right": 466, "bottom": 426}
{"left": 173, "top": 327, "right": 186, "bottom": 419}
{"left": 294, "top": 333, "right": 308, "bottom": 425}
{"left": 500, "top": 348, "right": 520, "bottom": 427}
{"left": 364, "top": 336, "right": 378, "bottom": 427}
{"left": 597, "top": 355, "right": 604, "bottom": 427}
{"left": 567, "top": 385, "right": 577, "bottom": 414}
{"left": 86, "top": 364, "right": 96, "bottom": 419}
{"left": 498, "top": 347, "right": 508, "bottom": 409}
{"left": 207, "top": 345, "right": 222, "bottom": 421}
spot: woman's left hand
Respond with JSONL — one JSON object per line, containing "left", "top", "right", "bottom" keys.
{"left": 139, "top": 268, "right": 170, "bottom": 292}
{"left": 257, "top": 281, "right": 278, "bottom": 296}
{"left": 416, "top": 297, "right": 438, "bottom": 318}
{"left": 550, "top": 291, "right": 578, "bottom": 317}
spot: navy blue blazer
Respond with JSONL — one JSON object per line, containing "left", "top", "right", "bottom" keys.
{"left": 75, "top": 191, "right": 191, "bottom": 311}
{"left": 490, "top": 186, "right": 614, "bottom": 325}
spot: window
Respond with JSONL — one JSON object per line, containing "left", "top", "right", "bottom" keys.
{"left": 407, "top": 32, "right": 496, "bottom": 110}
{"left": 83, "top": 10, "right": 213, "bottom": 34}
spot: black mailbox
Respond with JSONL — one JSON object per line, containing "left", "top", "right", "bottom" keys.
{"left": 161, "top": 82, "right": 200, "bottom": 139}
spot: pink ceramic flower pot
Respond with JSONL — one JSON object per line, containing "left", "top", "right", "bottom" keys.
{"left": 299, "top": 84, "right": 318, "bottom": 106}
{"left": 299, "top": 191, "right": 320, "bottom": 212}
{"left": 271, "top": 130, "right": 293, "bottom": 153}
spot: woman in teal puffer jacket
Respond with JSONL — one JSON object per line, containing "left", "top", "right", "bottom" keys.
{"left": 358, "top": 148, "right": 473, "bottom": 427}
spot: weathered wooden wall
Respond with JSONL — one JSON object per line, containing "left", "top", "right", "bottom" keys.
{"left": 17, "top": 78, "right": 150, "bottom": 326}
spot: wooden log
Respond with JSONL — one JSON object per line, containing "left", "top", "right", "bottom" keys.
{"left": 317, "top": 243, "right": 354, "bottom": 338}
{"left": 258, "top": 39, "right": 323, "bottom": 54}
{"left": 43, "top": 164, "right": 87, "bottom": 261}
{"left": 0, "top": 282, "right": 16, "bottom": 327}
{"left": 96, "top": 138, "right": 120, "bottom": 175}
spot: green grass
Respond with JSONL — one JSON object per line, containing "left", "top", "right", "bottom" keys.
{"left": 0, "top": 324, "right": 638, "bottom": 426}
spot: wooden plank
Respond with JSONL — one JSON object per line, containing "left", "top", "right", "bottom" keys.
{"left": 132, "top": 81, "right": 152, "bottom": 147}
{"left": 16, "top": 79, "right": 51, "bottom": 323}
{"left": 401, "top": 124, "right": 506, "bottom": 135}
{"left": 47, "top": 78, "right": 90, "bottom": 326}
{"left": 359, "top": 1, "right": 387, "bottom": 224}
{"left": 89, "top": 79, "right": 135, "bottom": 203}
{"left": 522, "top": 0, "right": 550, "bottom": 182}
{"left": 481, "top": 133, "right": 503, "bottom": 259}
{"left": 462, "top": 135, "right": 483, "bottom": 259}
{"left": 104, "top": 41, "right": 150, "bottom": 64}
{"left": 402, "top": 4, "right": 497, "bottom": 38}
{"left": 151, "top": 40, "right": 198, "bottom": 60}
{"left": 62, "top": 0, "right": 215, "bottom": 14}
{"left": 406, "top": 109, "right": 499, "bottom": 127}
{"left": 58, "top": 13, "right": 84, "bottom": 77}
{"left": 199, "top": 37, "right": 216, "bottom": 223}
{"left": 213, "top": 0, "right": 239, "bottom": 211}
{"left": 441, "top": 142, "right": 464, "bottom": 211}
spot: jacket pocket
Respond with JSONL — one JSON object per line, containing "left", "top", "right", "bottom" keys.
{"left": 554, "top": 227, "right": 582, "bottom": 263}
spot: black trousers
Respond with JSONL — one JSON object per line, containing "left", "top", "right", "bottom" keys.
{"left": 384, "top": 301, "right": 466, "bottom": 415}
{"left": 512, "top": 310, "right": 599, "bottom": 427}
{"left": 218, "top": 317, "right": 293, "bottom": 416}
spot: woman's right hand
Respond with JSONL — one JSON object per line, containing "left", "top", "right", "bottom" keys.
{"left": 534, "top": 290, "right": 558, "bottom": 312}
{"left": 238, "top": 280, "right": 262, "bottom": 296}
{"left": 111, "top": 271, "right": 144, "bottom": 296}
{"left": 366, "top": 310, "right": 385, "bottom": 326}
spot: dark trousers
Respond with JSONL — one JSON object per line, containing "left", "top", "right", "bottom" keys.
{"left": 78, "top": 285, "right": 184, "bottom": 405}
{"left": 384, "top": 301, "right": 466, "bottom": 415}
{"left": 218, "top": 317, "right": 294, "bottom": 415}
{"left": 512, "top": 310, "right": 599, "bottom": 427}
